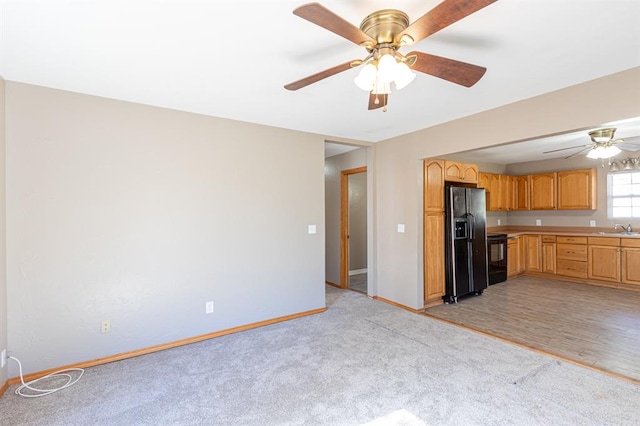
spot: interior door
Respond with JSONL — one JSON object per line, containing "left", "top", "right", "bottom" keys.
{"left": 340, "top": 167, "right": 367, "bottom": 292}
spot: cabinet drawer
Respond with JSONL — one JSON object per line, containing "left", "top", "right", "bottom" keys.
{"left": 621, "top": 238, "right": 640, "bottom": 248}
{"left": 587, "top": 237, "right": 620, "bottom": 246}
{"left": 557, "top": 236, "right": 587, "bottom": 244}
{"left": 542, "top": 235, "right": 556, "bottom": 243}
{"left": 556, "top": 243, "right": 588, "bottom": 261}
{"left": 556, "top": 259, "right": 587, "bottom": 278}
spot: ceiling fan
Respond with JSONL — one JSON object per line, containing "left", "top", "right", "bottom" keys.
{"left": 284, "top": 0, "right": 498, "bottom": 111}
{"left": 543, "top": 128, "right": 640, "bottom": 160}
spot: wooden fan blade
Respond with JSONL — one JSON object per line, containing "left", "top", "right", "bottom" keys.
{"left": 542, "top": 144, "right": 591, "bottom": 154}
{"left": 284, "top": 61, "right": 354, "bottom": 91}
{"left": 368, "top": 93, "right": 388, "bottom": 110}
{"left": 408, "top": 51, "right": 486, "bottom": 87}
{"left": 398, "top": 0, "right": 498, "bottom": 45}
{"left": 293, "top": 3, "right": 376, "bottom": 47}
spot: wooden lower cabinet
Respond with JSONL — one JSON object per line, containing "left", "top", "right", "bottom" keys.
{"left": 523, "top": 235, "right": 542, "bottom": 272}
{"left": 621, "top": 239, "right": 640, "bottom": 287}
{"left": 542, "top": 236, "right": 556, "bottom": 274}
{"left": 424, "top": 212, "right": 445, "bottom": 303}
{"left": 588, "top": 237, "right": 621, "bottom": 283}
{"left": 516, "top": 233, "right": 640, "bottom": 292}
{"left": 556, "top": 236, "right": 587, "bottom": 278}
{"left": 507, "top": 236, "right": 521, "bottom": 278}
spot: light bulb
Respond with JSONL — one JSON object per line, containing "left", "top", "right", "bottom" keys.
{"left": 394, "top": 62, "right": 416, "bottom": 90}
{"left": 354, "top": 63, "right": 377, "bottom": 91}
{"left": 377, "top": 53, "right": 399, "bottom": 83}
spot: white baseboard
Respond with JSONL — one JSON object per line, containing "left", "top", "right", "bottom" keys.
{"left": 349, "top": 268, "right": 367, "bottom": 276}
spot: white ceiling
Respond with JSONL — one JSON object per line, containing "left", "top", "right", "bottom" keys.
{"left": 453, "top": 117, "right": 640, "bottom": 165}
{"left": 1, "top": 0, "right": 640, "bottom": 146}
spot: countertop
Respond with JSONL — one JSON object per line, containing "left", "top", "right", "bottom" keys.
{"left": 486, "top": 226, "right": 640, "bottom": 239}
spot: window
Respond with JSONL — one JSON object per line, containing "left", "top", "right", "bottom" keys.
{"left": 608, "top": 171, "right": 640, "bottom": 218}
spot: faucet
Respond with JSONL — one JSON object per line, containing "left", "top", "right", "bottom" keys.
{"left": 614, "top": 224, "right": 633, "bottom": 234}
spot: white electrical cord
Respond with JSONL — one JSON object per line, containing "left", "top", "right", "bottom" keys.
{"left": 9, "top": 356, "right": 84, "bottom": 398}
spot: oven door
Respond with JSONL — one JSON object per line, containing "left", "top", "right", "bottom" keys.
{"left": 487, "top": 237, "right": 508, "bottom": 284}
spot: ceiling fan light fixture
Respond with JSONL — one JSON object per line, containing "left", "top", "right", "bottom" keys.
{"left": 394, "top": 61, "right": 416, "bottom": 90}
{"left": 354, "top": 62, "right": 377, "bottom": 91}
{"left": 586, "top": 145, "right": 621, "bottom": 159}
{"left": 589, "top": 128, "right": 616, "bottom": 144}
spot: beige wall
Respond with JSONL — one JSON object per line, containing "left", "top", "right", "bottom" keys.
{"left": 375, "top": 67, "right": 640, "bottom": 309}
{"left": 5, "top": 82, "right": 326, "bottom": 375}
{"left": 0, "top": 76, "right": 7, "bottom": 386}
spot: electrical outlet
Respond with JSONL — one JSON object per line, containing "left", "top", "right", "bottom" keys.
{"left": 536, "top": 219, "right": 542, "bottom": 226}
{"left": 101, "top": 320, "right": 110, "bottom": 333}
{"left": 590, "top": 220, "right": 596, "bottom": 227}
{"left": 497, "top": 219, "right": 501, "bottom": 226}
{"left": 206, "top": 301, "right": 214, "bottom": 314}
{"left": 1, "top": 349, "right": 6, "bottom": 368}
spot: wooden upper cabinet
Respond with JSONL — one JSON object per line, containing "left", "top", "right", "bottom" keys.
{"left": 480, "top": 172, "right": 510, "bottom": 211}
{"left": 462, "top": 163, "right": 479, "bottom": 183}
{"left": 478, "top": 172, "right": 491, "bottom": 190}
{"left": 486, "top": 173, "right": 500, "bottom": 211}
{"left": 512, "top": 175, "right": 530, "bottom": 210}
{"left": 444, "top": 161, "right": 478, "bottom": 184}
{"left": 557, "top": 168, "right": 597, "bottom": 210}
{"left": 499, "top": 175, "right": 511, "bottom": 211}
{"left": 424, "top": 159, "right": 445, "bottom": 212}
{"left": 530, "top": 172, "right": 557, "bottom": 210}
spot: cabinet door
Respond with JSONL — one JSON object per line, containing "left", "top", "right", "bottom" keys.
{"left": 444, "top": 161, "right": 464, "bottom": 182}
{"left": 507, "top": 238, "right": 520, "bottom": 278}
{"left": 462, "top": 164, "right": 478, "bottom": 184}
{"left": 557, "top": 169, "right": 597, "bottom": 210}
{"left": 488, "top": 173, "right": 501, "bottom": 211}
{"left": 478, "top": 172, "right": 491, "bottom": 189}
{"left": 512, "top": 175, "right": 530, "bottom": 210}
{"left": 424, "top": 212, "right": 445, "bottom": 302}
{"left": 621, "top": 247, "right": 640, "bottom": 286}
{"left": 424, "top": 159, "right": 445, "bottom": 212}
{"left": 588, "top": 245, "right": 621, "bottom": 282}
{"left": 542, "top": 242, "right": 556, "bottom": 274}
{"left": 530, "top": 172, "right": 557, "bottom": 210}
{"left": 523, "top": 235, "right": 542, "bottom": 272}
{"left": 499, "top": 175, "right": 511, "bottom": 211}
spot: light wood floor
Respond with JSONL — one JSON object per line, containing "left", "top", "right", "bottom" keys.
{"left": 425, "top": 276, "right": 640, "bottom": 383}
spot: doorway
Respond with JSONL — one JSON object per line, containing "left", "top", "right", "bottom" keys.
{"left": 341, "top": 167, "right": 368, "bottom": 292}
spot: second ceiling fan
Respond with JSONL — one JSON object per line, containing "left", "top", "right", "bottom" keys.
{"left": 284, "top": 0, "right": 499, "bottom": 110}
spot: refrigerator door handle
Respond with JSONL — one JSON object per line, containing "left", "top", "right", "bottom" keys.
{"left": 467, "top": 213, "right": 475, "bottom": 241}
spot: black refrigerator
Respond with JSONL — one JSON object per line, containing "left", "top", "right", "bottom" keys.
{"left": 444, "top": 186, "right": 488, "bottom": 303}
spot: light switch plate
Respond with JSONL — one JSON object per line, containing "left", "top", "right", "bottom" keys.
{"left": 308, "top": 225, "right": 316, "bottom": 234}
{"left": 590, "top": 220, "right": 596, "bottom": 227}
{"left": 397, "top": 224, "right": 405, "bottom": 233}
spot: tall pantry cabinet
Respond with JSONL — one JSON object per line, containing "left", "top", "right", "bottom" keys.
{"left": 423, "top": 160, "right": 446, "bottom": 305}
